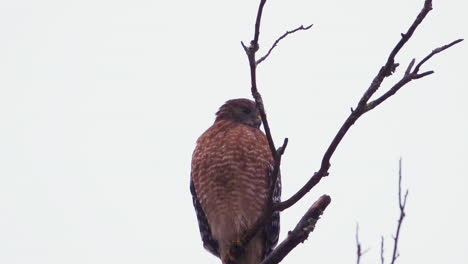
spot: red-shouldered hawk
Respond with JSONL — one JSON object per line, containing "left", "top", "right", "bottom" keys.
{"left": 190, "top": 98, "right": 281, "bottom": 264}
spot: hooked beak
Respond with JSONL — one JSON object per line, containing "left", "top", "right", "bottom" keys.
{"left": 254, "top": 114, "right": 262, "bottom": 128}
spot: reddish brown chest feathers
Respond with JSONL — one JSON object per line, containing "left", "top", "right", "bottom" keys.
{"left": 191, "top": 120, "right": 273, "bottom": 241}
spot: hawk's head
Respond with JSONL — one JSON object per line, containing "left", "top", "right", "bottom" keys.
{"left": 215, "top": 98, "right": 262, "bottom": 129}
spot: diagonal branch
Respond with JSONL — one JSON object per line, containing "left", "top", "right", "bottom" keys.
{"left": 256, "top": 24, "right": 314, "bottom": 65}
{"left": 274, "top": 0, "right": 462, "bottom": 212}
{"left": 365, "top": 38, "right": 463, "bottom": 113}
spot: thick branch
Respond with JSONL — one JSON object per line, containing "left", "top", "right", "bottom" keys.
{"left": 256, "top": 24, "right": 314, "bottom": 65}
{"left": 260, "top": 195, "right": 331, "bottom": 264}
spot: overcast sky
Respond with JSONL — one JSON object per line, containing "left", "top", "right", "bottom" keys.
{"left": 0, "top": 0, "right": 466, "bottom": 263}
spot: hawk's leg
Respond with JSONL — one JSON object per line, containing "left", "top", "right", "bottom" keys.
{"left": 223, "top": 239, "right": 245, "bottom": 264}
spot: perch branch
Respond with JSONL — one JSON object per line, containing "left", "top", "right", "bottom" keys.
{"left": 260, "top": 195, "right": 331, "bottom": 264}
{"left": 256, "top": 24, "right": 314, "bottom": 65}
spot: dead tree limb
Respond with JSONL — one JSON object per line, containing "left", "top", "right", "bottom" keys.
{"left": 355, "top": 223, "right": 369, "bottom": 264}
{"left": 274, "top": 0, "right": 462, "bottom": 212}
{"left": 358, "top": 159, "right": 409, "bottom": 264}
{"left": 390, "top": 158, "right": 409, "bottom": 264}
{"left": 260, "top": 195, "right": 331, "bottom": 264}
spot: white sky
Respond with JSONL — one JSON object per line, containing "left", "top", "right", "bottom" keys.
{"left": 0, "top": 0, "right": 466, "bottom": 263}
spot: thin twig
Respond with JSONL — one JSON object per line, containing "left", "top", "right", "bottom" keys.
{"left": 355, "top": 223, "right": 369, "bottom": 264}
{"left": 356, "top": 223, "right": 363, "bottom": 264}
{"left": 413, "top": 38, "right": 463, "bottom": 73}
{"left": 380, "top": 236, "right": 385, "bottom": 264}
{"left": 390, "top": 158, "right": 409, "bottom": 264}
{"left": 256, "top": 24, "right": 313, "bottom": 65}
{"left": 260, "top": 195, "right": 331, "bottom": 264}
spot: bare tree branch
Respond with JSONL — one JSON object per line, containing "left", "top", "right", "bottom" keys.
{"left": 363, "top": 160, "right": 408, "bottom": 264}
{"left": 355, "top": 223, "right": 369, "bottom": 264}
{"left": 365, "top": 38, "right": 463, "bottom": 113}
{"left": 241, "top": 0, "right": 279, "bottom": 159}
{"left": 256, "top": 24, "right": 314, "bottom": 65}
{"left": 274, "top": 0, "right": 462, "bottom": 212}
{"left": 232, "top": 0, "right": 461, "bottom": 262}
{"left": 380, "top": 236, "right": 385, "bottom": 264}
{"left": 230, "top": 0, "right": 294, "bottom": 261}
{"left": 390, "top": 158, "right": 409, "bottom": 264}
{"left": 260, "top": 195, "right": 331, "bottom": 264}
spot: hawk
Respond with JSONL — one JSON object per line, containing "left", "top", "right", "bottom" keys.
{"left": 190, "top": 98, "right": 281, "bottom": 264}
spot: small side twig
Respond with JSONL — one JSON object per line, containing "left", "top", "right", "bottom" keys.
{"left": 260, "top": 195, "right": 331, "bottom": 264}
{"left": 256, "top": 24, "right": 313, "bottom": 65}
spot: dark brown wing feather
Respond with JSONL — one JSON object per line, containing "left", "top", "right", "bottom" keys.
{"left": 190, "top": 179, "right": 219, "bottom": 257}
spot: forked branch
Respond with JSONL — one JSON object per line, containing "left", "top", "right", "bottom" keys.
{"left": 275, "top": 0, "right": 462, "bottom": 212}
{"left": 356, "top": 159, "right": 409, "bottom": 264}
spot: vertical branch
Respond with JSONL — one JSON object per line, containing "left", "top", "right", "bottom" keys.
{"left": 380, "top": 236, "right": 385, "bottom": 264}
{"left": 355, "top": 223, "right": 369, "bottom": 264}
{"left": 390, "top": 158, "right": 409, "bottom": 264}
{"left": 242, "top": 0, "right": 277, "bottom": 158}
{"left": 356, "top": 223, "right": 363, "bottom": 264}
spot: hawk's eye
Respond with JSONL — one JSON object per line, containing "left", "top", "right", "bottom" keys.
{"left": 242, "top": 107, "right": 251, "bottom": 114}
